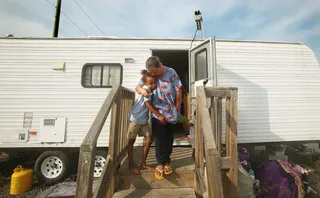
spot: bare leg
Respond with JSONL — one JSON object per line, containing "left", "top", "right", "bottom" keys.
{"left": 128, "top": 138, "right": 139, "bottom": 174}
{"left": 139, "top": 136, "right": 154, "bottom": 171}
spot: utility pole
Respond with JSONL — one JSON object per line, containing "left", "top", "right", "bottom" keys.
{"left": 52, "top": 0, "right": 62, "bottom": 37}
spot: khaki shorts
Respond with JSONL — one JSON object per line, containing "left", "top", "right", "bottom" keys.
{"left": 127, "top": 122, "right": 151, "bottom": 139}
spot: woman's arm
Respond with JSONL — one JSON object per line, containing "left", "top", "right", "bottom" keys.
{"left": 175, "top": 89, "right": 182, "bottom": 107}
{"left": 135, "top": 84, "right": 149, "bottom": 97}
{"left": 171, "top": 69, "right": 182, "bottom": 107}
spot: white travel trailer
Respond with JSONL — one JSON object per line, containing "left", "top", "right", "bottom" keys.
{"left": 0, "top": 37, "right": 319, "bottom": 184}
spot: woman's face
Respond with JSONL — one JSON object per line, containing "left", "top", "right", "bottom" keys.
{"left": 147, "top": 67, "right": 162, "bottom": 78}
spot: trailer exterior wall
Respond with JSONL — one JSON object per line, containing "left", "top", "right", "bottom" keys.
{"left": 216, "top": 40, "right": 320, "bottom": 143}
{"left": 1, "top": 38, "right": 320, "bottom": 148}
{"left": 0, "top": 38, "right": 198, "bottom": 148}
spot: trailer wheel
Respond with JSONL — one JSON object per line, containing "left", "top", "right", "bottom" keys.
{"left": 35, "top": 151, "right": 69, "bottom": 185}
{"left": 94, "top": 151, "right": 107, "bottom": 178}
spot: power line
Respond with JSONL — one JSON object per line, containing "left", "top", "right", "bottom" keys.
{"left": 190, "top": 29, "right": 198, "bottom": 49}
{"left": 73, "top": 0, "right": 105, "bottom": 36}
{"left": 45, "top": 0, "right": 88, "bottom": 36}
{"left": 60, "top": 11, "right": 88, "bottom": 36}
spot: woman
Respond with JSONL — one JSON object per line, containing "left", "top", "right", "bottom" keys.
{"left": 136, "top": 56, "right": 182, "bottom": 179}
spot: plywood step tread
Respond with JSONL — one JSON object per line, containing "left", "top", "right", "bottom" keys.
{"left": 113, "top": 188, "right": 196, "bottom": 198}
{"left": 117, "top": 147, "right": 194, "bottom": 189}
{"left": 118, "top": 147, "right": 194, "bottom": 174}
{"left": 118, "top": 170, "right": 194, "bottom": 189}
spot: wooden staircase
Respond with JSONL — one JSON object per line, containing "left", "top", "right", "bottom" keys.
{"left": 113, "top": 147, "right": 196, "bottom": 198}
{"left": 73, "top": 67, "right": 239, "bottom": 198}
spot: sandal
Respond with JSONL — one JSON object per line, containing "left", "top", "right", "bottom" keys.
{"left": 164, "top": 165, "right": 173, "bottom": 175}
{"left": 155, "top": 167, "right": 164, "bottom": 180}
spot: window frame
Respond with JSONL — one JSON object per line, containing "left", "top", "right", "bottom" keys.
{"left": 194, "top": 48, "right": 208, "bottom": 81}
{"left": 81, "top": 63, "right": 123, "bottom": 88}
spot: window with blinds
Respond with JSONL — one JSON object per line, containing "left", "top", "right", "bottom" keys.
{"left": 81, "top": 63, "right": 123, "bottom": 88}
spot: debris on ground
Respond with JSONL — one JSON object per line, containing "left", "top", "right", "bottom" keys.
{"left": 0, "top": 153, "right": 77, "bottom": 198}
{"left": 1, "top": 144, "right": 320, "bottom": 197}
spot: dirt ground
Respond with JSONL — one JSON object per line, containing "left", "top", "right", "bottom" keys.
{"left": 1, "top": 145, "right": 320, "bottom": 198}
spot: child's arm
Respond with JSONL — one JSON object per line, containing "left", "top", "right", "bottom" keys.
{"left": 145, "top": 101, "right": 166, "bottom": 125}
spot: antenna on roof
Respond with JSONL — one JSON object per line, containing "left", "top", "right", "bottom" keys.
{"left": 190, "top": 10, "right": 204, "bottom": 48}
{"left": 194, "top": 10, "right": 204, "bottom": 39}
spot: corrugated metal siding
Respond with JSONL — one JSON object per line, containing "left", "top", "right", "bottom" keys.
{"left": 2, "top": 38, "right": 319, "bottom": 147}
{"left": 216, "top": 41, "right": 320, "bottom": 143}
{"left": 0, "top": 39, "right": 198, "bottom": 148}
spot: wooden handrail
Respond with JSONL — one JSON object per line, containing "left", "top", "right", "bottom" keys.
{"left": 75, "top": 83, "right": 135, "bottom": 198}
{"left": 194, "top": 86, "right": 238, "bottom": 198}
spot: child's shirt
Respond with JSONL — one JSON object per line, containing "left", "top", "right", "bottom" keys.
{"left": 139, "top": 67, "right": 182, "bottom": 124}
{"left": 129, "top": 85, "right": 152, "bottom": 125}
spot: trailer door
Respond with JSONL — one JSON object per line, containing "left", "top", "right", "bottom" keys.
{"left": 189, "top": 38, "right": 216, "bottom": 119}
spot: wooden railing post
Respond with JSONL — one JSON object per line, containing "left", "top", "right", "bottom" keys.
{"left": 195, "top": 91, "right": 203, "bottom": 196}
{"left": 107, "top": 91, "right": 121, "bottom": 198}
{"left": 229, "top": 89, "right": 238, "bottom": 197}
{"left": 217, "top": 98, "right": 222, "bottom": 157}
{"left": 76, "top": 145, "right": 96, "bottom": 198}
{"left": 223, "top": 95, "right": 231, "bottom": 198}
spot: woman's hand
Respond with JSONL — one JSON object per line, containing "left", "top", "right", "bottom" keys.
{"left": 135, "top": 84, "right": 150, "bottom": 97}
{"left": 158, "top": 115, "right": 166, "bottom": 125}
{"left": 140, "top": 88, "right": 150, "bottom": 97}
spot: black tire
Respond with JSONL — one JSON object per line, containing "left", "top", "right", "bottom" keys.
{"left": 94, "top": 150, "right": 108, "bottom": 178}
{"left": 34, "top": 151, "right": 69, "bottom": 185}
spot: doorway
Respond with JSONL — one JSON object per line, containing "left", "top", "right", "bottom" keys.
{"left": 152, "top": 50, "right": 190, "bottom": 144}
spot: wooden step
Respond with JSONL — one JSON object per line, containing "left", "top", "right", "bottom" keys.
{"left": 113, "top": 188, "right": 196, "bottom": 198}
{"left": 116, "top": 147, "right": 194, "bottom": 189}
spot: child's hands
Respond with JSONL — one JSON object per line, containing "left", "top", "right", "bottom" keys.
{"left": 158, "top": 115, "right": 166, "bottom": 125}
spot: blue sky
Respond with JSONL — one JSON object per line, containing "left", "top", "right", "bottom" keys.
{"left": 0, "top": 0, "right": 319, "bottom": 59}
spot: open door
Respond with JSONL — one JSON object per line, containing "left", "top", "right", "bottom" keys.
{"left": 189, "top": 38, "right": 216, "bottom": 119}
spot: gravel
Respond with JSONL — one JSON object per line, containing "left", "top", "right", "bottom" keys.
{"left": 0, "top": 152, "right": 76, "bottom": 198}
{"left": 0, "top": 156, "right": 51, "bottom": 198}
{"left": 0, "top": 167, "right": 77, "bottom": 198}
{"left": 0, "top": 176, "right": 50, "bottom": 198}
{"left": 1, "top": 145, "right": 320, "bottom": 197}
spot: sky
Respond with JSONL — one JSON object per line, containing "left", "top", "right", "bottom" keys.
{"left": 0, "top": 0, "right": 319, "bottom": 60}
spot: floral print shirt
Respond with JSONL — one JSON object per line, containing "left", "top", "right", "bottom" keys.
{"left": 139, "top": 67, "right": 182, "bottom": 124}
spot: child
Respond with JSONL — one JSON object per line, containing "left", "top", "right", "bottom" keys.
{"left": 127, "top": 70, "right": 166, "bottom": 174}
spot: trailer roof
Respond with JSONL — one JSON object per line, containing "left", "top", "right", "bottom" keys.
{"left": 0, "top": 36, "right": 303, "bottom": 45}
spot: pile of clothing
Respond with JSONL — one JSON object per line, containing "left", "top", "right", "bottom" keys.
{"left": 237, "top": 147, "right": 316, "bottom": 198}
{"left": 238, "top": 148, "right": 260, "bottom": 198}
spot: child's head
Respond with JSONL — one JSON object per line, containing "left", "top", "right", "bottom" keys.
{"left": 141, "top": 69, "right": 157, "bottom": 90}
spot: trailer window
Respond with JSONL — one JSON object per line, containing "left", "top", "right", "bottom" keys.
{"left": 91, "top": 66, "right": 102, "bottom": 86}
{"left": 81, "top": 63, "right": 123, "bottom": 88}
{"left": 195, "top": 49, "right": 208, "bottom": 81}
